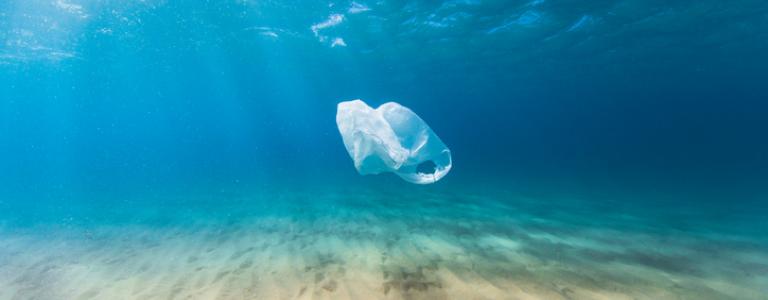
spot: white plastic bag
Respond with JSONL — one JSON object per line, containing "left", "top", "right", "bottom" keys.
{"left": 336, "top": 99, "right": 452, "bottom": 184}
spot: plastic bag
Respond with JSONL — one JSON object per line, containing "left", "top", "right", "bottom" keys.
{"left": 336, "top": 99, "right": 452, "bottom": 184}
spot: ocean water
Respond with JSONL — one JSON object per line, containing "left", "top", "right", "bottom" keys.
{"left": 1, "top": 0, "right": 768, "bottom": 299}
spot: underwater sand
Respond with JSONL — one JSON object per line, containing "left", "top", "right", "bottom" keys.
{"left": 0, "top": 184, "right": 766, "bottom": 300}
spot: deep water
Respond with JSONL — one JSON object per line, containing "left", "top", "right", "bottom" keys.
{"left": 1, "top": 0, "right": 767, "bottom": 299}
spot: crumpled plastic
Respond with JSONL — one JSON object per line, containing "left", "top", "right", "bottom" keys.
{"left": 336, "top": 99, "right": 452, "bottom": 184}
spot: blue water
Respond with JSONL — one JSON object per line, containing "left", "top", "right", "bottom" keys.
{"left": 1, "top": 1, "right": 767, "bottom": 299}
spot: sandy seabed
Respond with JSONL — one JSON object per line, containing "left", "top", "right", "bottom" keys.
{"left": 0, "top": 185, "right": 766, "bottom": 300}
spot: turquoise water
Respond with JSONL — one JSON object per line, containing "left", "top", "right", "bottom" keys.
{"left": 2, "top": 0, "right": 768, "bottom": 299}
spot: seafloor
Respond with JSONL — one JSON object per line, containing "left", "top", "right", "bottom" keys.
{"left": 0, "top": 181, "right": 766, "bottom": 300}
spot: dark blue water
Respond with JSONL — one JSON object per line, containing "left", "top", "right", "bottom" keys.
{"left": 1, "top": 1, "right": 767, "bottom": 299}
